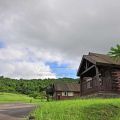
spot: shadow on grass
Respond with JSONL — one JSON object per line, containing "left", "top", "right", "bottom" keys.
{"left": 82, "top": 103, "right": 120, "bottom": 120}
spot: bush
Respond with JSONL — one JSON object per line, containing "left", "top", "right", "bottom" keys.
{"left": 29, "top": 92, "right": 40, "bottom": 99}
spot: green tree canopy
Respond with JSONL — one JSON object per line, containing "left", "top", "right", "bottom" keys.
{"left": 108, "top": 44, "right": 120, "bottom": 61}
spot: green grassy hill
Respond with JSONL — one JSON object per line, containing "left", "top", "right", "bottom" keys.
{"left": 0, "top": 92, "right": 40, "bottom": 103}
{"left": 33, "top": 99, "right": 120, "bottom": 120}
{"left": 1, "top": 92, "right": 120, "bottom": 120}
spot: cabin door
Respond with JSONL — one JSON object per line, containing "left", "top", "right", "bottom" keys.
{"left": 57, "top": 95, "right": 60, "bottom": 100}
{"left": 104, "top": 71, "right": 112, "bottom": 91}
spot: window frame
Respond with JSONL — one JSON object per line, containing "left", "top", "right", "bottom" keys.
{"left": 62, "top": 91, "right": 68, "bottom": 96}
{"left": 62, "top": 91, "right": 74, "bottom": 96}
{"left": 86, "top": 78, "right": 92, "bottom": 89}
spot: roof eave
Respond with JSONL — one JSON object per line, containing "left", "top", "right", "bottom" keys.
{"left": 77, "top": 55, "right": 96, "bottom": 76}
{"left": 96, "top": 62, "right": 120, "bottom": 68}
{"left": 56, "top": 90, "right": 80, "bottom": 92}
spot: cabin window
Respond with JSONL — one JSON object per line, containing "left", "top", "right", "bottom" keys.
{"left": 62, "top": 92, "right": 68, "bottom": 96}
{"left": 100, "top": 69, "right": 105, "bottom": 77}
{"left": 94, "top": 80, "right": 98, "bottom": 86}
{"left": 62, "top": 92, "right": 74, "bottom": 96}
{"left": 99, "top": 77, "right": 103, "bottom": 86}
{"left": 86, "top": 78, "right": 92, "bottom": 89}
{"left": 68, "top": 92, "right": 73, "bottom": 96}
{"left": 87, "top": 82, "right": 92, "bottom": 89}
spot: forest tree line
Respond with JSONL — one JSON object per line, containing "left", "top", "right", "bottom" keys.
{"left": 0, "top": 76, "right": 78, "bottom": 98}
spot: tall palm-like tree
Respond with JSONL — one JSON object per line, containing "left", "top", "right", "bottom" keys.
{"left": 108, "top": 44, "right": 120, "bottom": 61}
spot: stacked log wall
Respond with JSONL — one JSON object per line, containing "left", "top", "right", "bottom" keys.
{"left": 111, "top": 70, "right": 120, "bottom": 93}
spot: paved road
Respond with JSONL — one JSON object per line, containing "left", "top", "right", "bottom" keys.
{"left": 0, "top": 103, "right": 36, "bottom": 120}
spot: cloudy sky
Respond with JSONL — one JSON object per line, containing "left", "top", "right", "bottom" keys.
{"left": 0, "top": 0, "right": 119, "bottom": 79}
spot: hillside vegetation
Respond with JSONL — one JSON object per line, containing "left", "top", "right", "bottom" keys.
{"left": 0, "top": 76, "right": 78, "bottom": 98}
{"left": 34, "top": 99, "right": 120, "bottom": 120}
{"left": 2, "top": 76, "right": 120, "bottom": 120}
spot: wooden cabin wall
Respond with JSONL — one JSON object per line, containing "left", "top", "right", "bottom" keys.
{"left": 99, "top": 68, "right": 113, "bottom": 92}
{"left": 99, "top": 67, "right": 120, "bottom": 93}
{"left": 111, "top": 69, "right": 120, "bottom": 93}
{"left": 81, "top": 75, "right": 99, "bottom": 96}
{"left": 53, "top": 91, "right": 80, "bottom": 100}
{"left": 80, "top": 67, "right": 120, "bottom": 96}
{"left": 79, "top": 60, "right": 120, "bottom": 96}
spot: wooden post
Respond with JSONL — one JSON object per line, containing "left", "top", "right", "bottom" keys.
{"left": 86, "top": 60, "right": 88, "bottom": 70}
{"left": 95, "top": 66, "right": 100, "bottom": 91}
{"left": 80, "top": 76, "right": 83, "bottom": 96}
{"left": 46, "top": 95, "right": 49, "bottom": 102}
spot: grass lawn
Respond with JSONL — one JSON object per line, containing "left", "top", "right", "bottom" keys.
{"left": 33, "top": 99, "right": 120, "bottom": 120}
{"left": 1, "top": 93, "right": 120, "bottom": 120}
{"left": 0, "top": 92, "right": 41, "bottom": 103}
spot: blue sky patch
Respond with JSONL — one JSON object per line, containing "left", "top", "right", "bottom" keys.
{"left": 0, "top": 41, "right": 6, "bottom": 48}
{"left": 46, "top": 62, "right": 77, "bottom": 78}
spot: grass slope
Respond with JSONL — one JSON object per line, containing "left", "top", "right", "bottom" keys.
{"left": 34, "top": 99, "right": 120, "bottom": 120}
{"left": 1, "top": 93, "right": 120, "bottom": 120}
{"left": 0, "top": 92, "right": 40, "bottom": 103}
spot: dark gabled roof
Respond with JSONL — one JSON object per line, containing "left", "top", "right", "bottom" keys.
{"left": 77, "top": 52, "right": 120, "bottom": 76}
{"left": 88, "top": 53, "right": 120, "bottom": 65}
{"left": 54, "top": 83, "right": 80, "bottom": 92}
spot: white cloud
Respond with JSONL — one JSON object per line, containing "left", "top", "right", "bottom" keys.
{"left": 0, "top": 47, "right": 24, "bottom": 61}
{"left": 1, "top": 0, "right": 119, "bottom": 56}
{"left": 0, "top": 0, "right": 119, "bottom": 78}
{"left": 9, "top": 61, "right": 56, "bottom": 79}
{"left": 0, "top": 47, "right": 56, "bottom": 79}
{"left": 0, "top": 61, "right": 56, "bottom": 79}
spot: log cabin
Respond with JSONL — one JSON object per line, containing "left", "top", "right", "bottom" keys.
{"left": 77, "top": 52, "right": 120, "bottom": 97}
{"left": 46, "top": 83, "right": 80, "bottom": 100}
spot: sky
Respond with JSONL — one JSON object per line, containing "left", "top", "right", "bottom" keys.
{"left": 0, "top": 0, "right": 119, "bottom": 79}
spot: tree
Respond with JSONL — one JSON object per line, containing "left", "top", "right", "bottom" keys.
{"left": 108, "top": 44, "right": 120, "bottom": 61}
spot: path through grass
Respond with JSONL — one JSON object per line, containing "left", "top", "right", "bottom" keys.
{"left": 1, "top": 93, "right": 120, "bottom": 120}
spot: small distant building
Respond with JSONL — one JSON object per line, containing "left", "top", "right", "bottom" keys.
{"left": 77, "top": 52, "right": 120, "bottom": 97}
{"left": 46, "top": 83, "right": 80, "bottom": 100}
